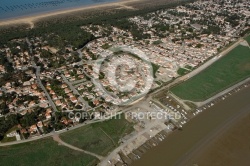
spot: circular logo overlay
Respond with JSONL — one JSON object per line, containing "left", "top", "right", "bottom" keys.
{"left": 92, "top": 45, "right": 154, "bottom": 106}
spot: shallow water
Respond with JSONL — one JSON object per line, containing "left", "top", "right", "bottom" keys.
{"left": 0, "top": 0, "right": 118, "bottom": 20}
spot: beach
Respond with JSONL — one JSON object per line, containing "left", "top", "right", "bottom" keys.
{"left": 0, "top": 0, "right": 141, "bottom": 28}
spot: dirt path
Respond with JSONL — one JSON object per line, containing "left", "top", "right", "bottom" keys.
{"left": 52, "top": 134, "right": 104, "bottom": 160}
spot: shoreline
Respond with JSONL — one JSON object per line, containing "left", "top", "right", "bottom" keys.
{"left": 99, "top": 78, "right": 250, "bottom": 165}
{"left": 0, "top": 0, "right": 141, "bottom": 27}
{"left": 131, "top": 81, "right": 250, "bottom": 166}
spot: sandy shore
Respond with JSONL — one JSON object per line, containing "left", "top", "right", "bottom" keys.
{"left": 0, "top": 0, "right": 141, "bottom": 28}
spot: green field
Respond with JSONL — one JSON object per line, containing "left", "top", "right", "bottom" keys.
{"left": 171, "top": 45, "right": 250, "bottom": 101}
{"left": 1, "top": 136, "right": 16, "bottom": 143}
{"left": 1, "top": 126, "right": 18, "bottom": 143}
{"left": 0, "top": 138, "right": 98, "bottom": 166}
{"left": 177, "top": 68, "right": 189, "bottom": 76}
{"left": 245, "top": 35, "right": 250, "bottom": 45}
{"left": 60, "top": 114, "right": 134, "bottom": 156}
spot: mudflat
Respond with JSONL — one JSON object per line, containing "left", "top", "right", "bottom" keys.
{"left": 185, "top": 112, "right": 250, "bottom": 166}
{"left": 132, "top": 85, "right": 250, "bottom": 166}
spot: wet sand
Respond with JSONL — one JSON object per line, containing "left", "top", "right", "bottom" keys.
{"left": 0, "top": 0, "right": 140, "bottom": 27}
{"left": 0, "top": 0, "right": 174, "bottom": 28}
{"left": 185, "top": 112, "right": 250, "bottom": 166}
{"left": 131, "top": 86, "right": 250, "bottom": 166}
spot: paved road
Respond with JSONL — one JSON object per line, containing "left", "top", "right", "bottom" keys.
{"left": 36, "top": 67, "right": 59, "bottom": 112}
{"left": 61, "top": 74, "right": 89, "bottom": 109}
{"left": 0, "top": 38, "right": 244, "bottom": 149}
{"left": 98, "top": 99, "right": 180, "bottom": 166}
{"left": 151, "top": 38, "right": 244, "bottom": 97}
{"left": 0, "top": 112, "right": 122, "bottom": 147}
{"left": 99, "top": 120, "right": 167, "bottom": 166}
{"left": 167, "top": 39, "right": 247, "bottom": 108}
{"left": 191, "top": 77, "right": 250, "bottom": 107}
{"left": 26, "top": 37, "right": 58, "bottom": 112}
{"left": 71, "top": 79, "right": 86, "bottom": 85}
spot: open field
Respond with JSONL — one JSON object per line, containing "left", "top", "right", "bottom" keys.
{"left": 0, "top": 138, "right": 98, "bottom": 166}
{"left": 245, "top": 35, "right": 250, "bottom": 45}
{"left": 177, "top": 68, "right": 189, "bottom": 76}
{"left": 61, "top": 125, "right": 115, "bottom": 156}
{"left": 1, "top": 126, "right": 19, "bottom": 143}
{"left": 1, "top": 136, "right": 16, "bottom": 143}
{"left": 171, "top": 44, "right": 250, "bottom": 101}
{"left": 60, "top": 114, "right": 134, "bottom": 156}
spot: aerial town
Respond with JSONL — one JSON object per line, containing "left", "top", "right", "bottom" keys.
{"left": 0, "top": 0, "right": 249, "bottom": 145}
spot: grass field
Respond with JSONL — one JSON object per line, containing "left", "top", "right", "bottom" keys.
{"left": 0, "top": 138, "right": 98, "bottom": 166}
{"left": 1, "top": 126, "right": 18, "bottom": 143}
{"left": 245, "top": 35, "right": 250, "bottom": 45}
{"left": 171, "top": 45, "right": 250, "bottom": 101}
{"left": 177, "top": 68, "right": 189, "bottom": 76}
{"left": 1, "top": 136, "right": 16, "bottom": 143}
{"left": 60, "top": 114, "right": 134, "bottom": 156}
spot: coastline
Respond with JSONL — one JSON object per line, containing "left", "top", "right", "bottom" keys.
{"left": 131, "top": 81, "right": 250, "bottom": 166}
{"left": 0, "top": 0, "right": 248, "bottom": 165}
{"left": 0, "top": 0, "right": 141, "bottom": 28}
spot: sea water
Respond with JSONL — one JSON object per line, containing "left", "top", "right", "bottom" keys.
{"left": 0, "top": 0, "right": 118, "bottom": 20}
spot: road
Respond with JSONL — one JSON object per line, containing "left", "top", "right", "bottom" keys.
{"left": 151, "top": 38, "right": 244, "bottom": 97}
{"left": 99, "top": 118, "right": 167, "bottom": 166}
{"left": 192, "top": 77, "right": 250, "bottom": 107}
{"left": 0, "top": 38, "right": 244, "bottom": 150}
{"left": 26, "top": 37, "right": 59, "bottom": 113}
{"left": 61, "top": 74, "right": 89, "bottom": 109}
{"left": 36, "top": 66, "right": 59, "bottom": 112}
{"left": 0, "top": 111, "right": 123, "bottom": 147}
{"left": 165, "top": 38, "right": 247, "bottom": 108}
{"left": 97, "top": 39, "right": 246, "bottom": 164}
{"left": 98, "top": 99, "right": 179, "bottom": 166}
